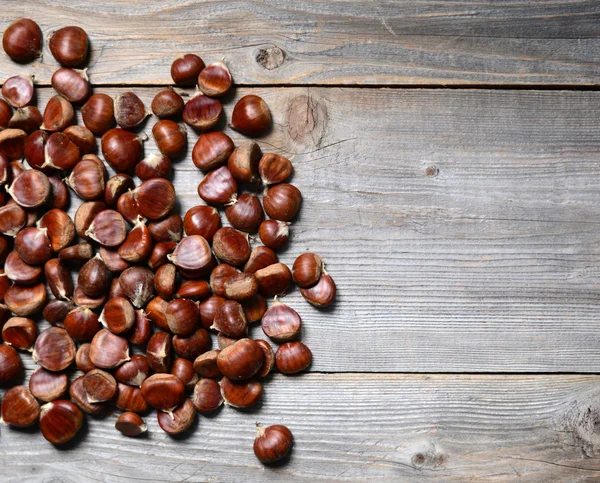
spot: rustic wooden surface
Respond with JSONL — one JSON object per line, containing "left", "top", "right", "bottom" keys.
{"left": 1, "top": 0, "right": 600, "bottom": 481}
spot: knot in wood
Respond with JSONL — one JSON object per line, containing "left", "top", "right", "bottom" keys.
{"left": 256, "top": 46, "right": 285, "bottom": 70}
{"left": 286, "top": 94, "right": 327, "bottom": 150}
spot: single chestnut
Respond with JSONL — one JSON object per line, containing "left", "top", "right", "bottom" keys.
{"left": 255, "top": 263, "right": 292, "bottom": 297}
{"left": 82, "top": 93, "right": 115, "bottom": 135}
{"left": 0, "top": 128, "right": 27, "bottom": 161}
{"left": 51, "top": 67, "right": 90, "bottom": 104}
{"left": 114, "top": 92, "right": 149, "bottom": 129}
{"left": 135, "top": 153, "right": 171, "bottom": 180}
{"left": 44, "top": 258, "right": 73, "bottom": 299}
{"left": 140, "top": 373, "right": 185, "bottom": 415}
{"left": 174, "top": 279, "right": 211, "bottom": 301}
{"left": 89, "top": 329, "right": 130, "bottom": 369}
{"left": 212, "top": 227, "right": 251, "bottom": 267}
{"left": 259, "top": 153, "right": 293, "bottom": 185}
{"left": 152, "top": 88, "right": 184, "bottom": 118}
{"left": 170, "top": 357, "right": 199, "bottom": 391}
{"left": 157, "top": 398, "right": 196, "bottom": 434}
{"left": 212, "top": 300, "right": 248, "bottom": 338}
{"left": 198, "top": 61, "right": 232, "bottom": 97}
{"left": 173, "top": 328, "right": 211, "bottom": 361}
{"left": 64, "top": 125, "right": 95, "bottom": 154}
{"left": 29, "top": 367, "right": 68, "bottom": 402}
{"left": 0, "top": 344, "right": 22, "bottom": 383}
{"left": 2, "top": 75, "right": 34, "bottom": 108}
{"left": 113, "top": 354, "right": 150, "bottom": 387}
{"left": 100, "top": 297, "right": 135, "bottom": 335}
{"left": 116, "top": 189, "right": 141, "bottom": 224}
{"left": 101, "top": 128, "right": 147, "bottom": 173}
{"left": 226, "top": 193, "right": 264, "bottom": 233}
{"left": 116, "top": 412, "right": 147, "bottom": 437}
{"left": 154, "top": 262, "right": 176, "bottom": 300}
{"left": 231, "top": 95, "right": 272, "bottom": 136}
{"left": 275, "top": 341, "right": 312, "bottom": 374}
{"left": 1, "top": 385, "right": 40, "bottom": 427}
{"left": 75, "top": 343, "right": 94, "bottom": 373}
{"left": 119, "top": 266, "right": 155, "bottom": 308}
{"left": 261, "top": 299, "right": 301, "bottom": 342}
{"left": 254, "top": 425, "right": 293, "bottom": 464}
{"left": 39, "top": 400, "right": 84, "bottom": 444}
{"left": 116, "top": 383, "right": 149, "bottom": 414}
{"left": 183, "top": 205, "right": 220, "bottom": 242}
{"left": 255, "top": 339, "right": 275, "bottom": 377}
{"left": 4, "top": 249, "right": 43, "bottom": 285}
{"left": 32, "top": 327, "right": 76, "bottom": 372}
{"left": 8, "top": 106, "right": 42, "bottom": 133}
{"left": 224, "top": 272, "right": 259, "bottom": 301}
{"left": 43, "top": 132, "right": 80, "bottom": 171}
{"left": 166, "top": 298, "right": 200, "bottom": 337}
{"left": 300, "top": 272, "right": 336, "bottom": 307}
{"left": 199, "top": 295, "right": 226, "bottom": 330}
{"left": 292, "top": 253, "right": 323, "bottom": 288}
{"left": 182, "top": 91, "right": 222, "bottom": 131}
{"left": 63, "top": 306, "right": 101, "bottom": 341}
{"left": 3, "top": 316, "right": 38, "bottom": 351}
{"left": 148, "top": 241, "right": 177, "bottom": 271}
{"left": 15, "top": 226, "right": 52, "bottom": 265}
{"left": 146, "top": 331, "right": 172, "bottom": 373}
{"left": 192, "top": 350, "right": 221, "bottom": 379}
{"left": 43, "top": 298, "right": 75, "bottom": 326}
{"left": 210, "top": 263, "right": 240, "bottom": 297}
{"left": 0, "top": 202, "right": 25, "bottom": 237}
{"left": 70, "top": 375, "right": 110, "bottom": 416}
{"left": 83, "top": 368, "right": 117, "bottom": 403}
{"left": 3, "top": 19, "right": 42, "bottom": 62}
{"left": 191, "top": 131, "right": 234, "bottom": 172}
{"left": 192, "top": 378, "right": 223, "bottom": 413}
{"left": 78, "top": 255, "right": 111, "bottom": 297}
{"left": 105, "top": 173, "right": 134, "bottom": 206}
{"left": 66, "top": 155, "right": 107, "bottom": 201}
{"left": 227, "top": 141, "right": 261, "bottom": 184}
{"left": 59, "top": 242, "right": 94, "bottom": 264}
{"left": 7, "top": 169, "right": 51, "bottom": 209}
{"left": 197, "top": 166, "right": 237, "bottom": 206}
{"left": 242, "top": 294, "right": 268, "bottom": 323}
{"left": 128, "top": 309, "right": 153, "bottom": 347}
{"left": 74, "top": 201, "right": 107, "bottom": 240}
{"left": 171, "top": 54, "right": 205, "bottom": 85}
{"left": 152, "top": 120, "right": 187, "bottom": 159}
{"left": 134, "top": 178, "right": 176, "bottom": 220}
{"left": 263, "top": 183, "right": 302, "bottom": 221}
{"left": 216, "top": 338, "right": 263, "bottom": 380}
{"left": 48, "top": 26, "right": 89, "bottom": 67}
{"left": 167, "top": 235, "right": 213, "bottom": 278}
{"left": 72, "top": 285, "right": 107, "bottom": 310}
{"left": 41, "top": 95, "right": 74, "bottom": 132}
{"left": 86, "top": 210, "right": 127, "bottom": 247}
{"left": 38, "top": 208, "right": 75, "bottom": 251}
{"left": 220, "top": 377, "right": 262, "bottom": 408}
{"left": 146, "top": 296, "right": 170, "bottom": 332}
{"left": 118, "top": 217, "right": 152, "bottom": 263}
{"left": 148, "top": 214, "right": 183, "bottom": 243}
{"left": 259, "top": 220, "right": 290, "bottom": 250}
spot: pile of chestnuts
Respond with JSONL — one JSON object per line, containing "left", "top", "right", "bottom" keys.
{"left": 0, "top": 18, "right": 336, "bottom": 465}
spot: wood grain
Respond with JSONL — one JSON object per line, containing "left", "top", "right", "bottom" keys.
{"left": 1, "top": 374, "right": 600, "bottom": 481}
{"left": 0, "top": 0, "right": 599, "bottom": 86}
{"left": 27, "top": 86, "right": 600, "bottom": 373}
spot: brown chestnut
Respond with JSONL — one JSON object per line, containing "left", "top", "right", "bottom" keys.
{"left": 135, "top": 153, "right": 171, "bottom": 180}
{"left": 148, "top": 214, "right": 183, "bottom": 243}
{"left": 82, "top": 93, "right": 115, "bottom": 135}
{"left": 128, "top": 309, "right": 153, "bottom": 347}
{"left": 63, "top": 125, "right": 95, "bottom": 155}
{"left": 119, "top": 266, "right": 155, "bottom": 308}
{"left": 168, "top": 235, "right": 213, "bottom": 278}
{"left": 15, "top": 226, "right": 52, "bottom": 265}
{"left": 259, "top": 220, "right": 290, "bottom": 250}
{"left": 0, "top": 100, "right": 12, "bottom": 129}
{"left": 7, "top": 169, "right": 51, "bottom": 209}
{"left": 89, "top": 329, "right": 130, "bottom": 369}
{"left": 116, "top": 189, "right": 141, "bottom": 224}
{"left": 43, "top": 298, "right": 75, "bottom": 327}
{"left": 2, "top": 317, "right": 37, "bottom": 351}
{"left": 254, "top": 425, "right": 293, "bottom": 464}
{"left": 182, "top": 91, "right": 222, "bottom": 131}
{"left": 212, "top": 227, "right": 251, "bottom": 267}
{"left": 51, "top": 68, "right": 90, "bottom": 104}
{"left": 100, "top": 246, "right": 130, "bottom": 274}
{"left": 63, "top": 306, "right": 101, "bottom": 342}
{"left": 199, "top": 296, "right": 226, "bottom": 330}
{"left": 3, "top": 19, "right": 42, "bottom": 62}
{"left": 116, "top": 383, "right": 149, "bottom": 414}
{"left": 0, "top": 344, "right": 22, "bottom": 383}
{"left": 154, "top": 262, "right": 176, "bottom": 300}
{"left": 292, "top": 253, "right": 323, "bottom": 288}
{"left": 29, "top": 367, "right": 68, "bottom": 402}
{"left": 146, "top": 296, "right": 170, "bottom": 332}
{"left": 32, "top": 327, "right": 76, "bottom": 372}
{"left": 49, "top": 176, "right": 70, "bottom": 210}
{"left": 134, "top": 178, "right": 176, "bottom": 220}
{"left": 263, "top": 183, "right": 302, "bottom": 221}
{"left": 255, "top": 339, "right": 275, "bottom": 378}
{"left": 224, "top": 272, "right": 259, "bottom": 301}
{"left": 157, "top": 398, "right": 196, "bottom": 434}
{"left": 242, "top": 294, "right": 268, "bottom": 323}
{"left": 146, "top": 331, "right": 172, "bottom": 373}
{"left": 231, "top": 95, "right": 272, "bottom": 136}
{"left": 171, "top": 54, "right": 205, "bottom": 85}
{"left": 210, "top": 263, "right": 240, "bottom": 297}
{"left": 101, "top": 128, "right": 147, "bottom": 173}
{"left": 66, "top": 155, "right": 107, "bottom": 201}
{"left": 2, "top": 75, "right": 34, "bottom": 108}
{"left": 166, "top": 298, "right": 200, "bottom": 337}
{"left": 0, "top": 128, "right": 27, "bottom": 161}
{"left": 192, "top": 378, "right": 223, "bottom": 413}
{"left": 78, "top": 255, "right": 111, "bottom": 297}
{"left": 170, "top": 357, "right": 199, "bottom": 392}
{"left": 198, "top": 61, "right": 232, "bottom": 97}
{"left": 8, "top": 106, "right": 42, "bottom": 133}
{"left": 105, "top": 174, "right": 134, "bottom": 207}
{"left": 100, "top": 297, "right": 135, "bottom": 335}
{"left": 48, "top": 26, "right": 89, "bottom": 67}
{"left": 173, "top": 328, "right": 211, "bottom": 361}
{"left": 300, "top": 272, "right": 336, "bottom": 307}
{"left": 116, "top": 412, "right": 147, "bottom": 437}
{"left": 113, "top": 354, "right": 150, "bottom": 387}
{"left": 226, "top": 193, "right": 264, "bottom": 233}
{"left": 114, "top": 92, "right": 149, "bottom": 130}
{"left": 228, "top": 141, "right": 262, "bottom": 184}
{"left": 118, "top": 217, "right": 152, "bottom": 263}
{"left": 39, "top": 400, "right": 84, "bottom": 444}
{"left": 197, "top": 166, "right": 237, "bottom": 205}
{"left": 72, "top": 285, "right": 107, "bottom": 310}
{"left": 174, "top": 279, "right": 211, "bottom": 301}
{"left": 151, "top": 88, "right": 184, "bottom": 119}
{"left": 193, "top": 350, "right": 222, "bottom": 379}
{"left": 148, "top": 241, "right": 177, "bottom": 271}
{"left": 43, "top": 132, "right": 80, "bottom": 171}
{"left": 192, "top": 131, "right": 234, "bottom": 172}
{"left": 212, "top": 300, "right": 248, "bottom": 338}
{"left": 261, "top": 299, "right": 301, "bottom": 342}
{"left": 259, "top": 153, "right": 293, "bottom": 185}
{"left": 59, "top": 242, "right": 93, "bottom": 264}
{"left": 83, "top": 369, "right": 118, "bottom": 403}
{"left": 44, "top": 258, "right": 73, "bottom": 299}
{"left": 38, "top": 208, "right": 75, "bottom": 251}
{"left": 70, "top": 373, "right": 110, "bottom": 416}
{"left": 41, "top": 95, "right": 74, "bottom": 132}
{"left": 183, "top": 205, "right": 220, "bottom": 242}
{"left": 216, "top": 338, "right": 263, "bottom": 380}
{"left": 275, "top": 341, "right": 312, "bottom": 374}
{"left": 220, "top": 377, "right": 262, "bottom": 408}
{"left": 4, "top": 250, "right": 43, "bottom": 285}
{"left": 1, "top": 385, "right": 40, "bottom": 427}
{"left": 141, "top": 373, "right": 185, "bottom": 415}
{"left": 255, "top": 263, "right": 292, "bottom": 297}
{"left": 86, "top": 210, "right": 127, "bottom": 247}
{"left": 152, "top": 120, "right": 186, "bottom": 159}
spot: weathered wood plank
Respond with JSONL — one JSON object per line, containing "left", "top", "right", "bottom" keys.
{"left": 1, "top": 374, "right": 600, "bottom": 481}
{"left": 28, "top": 86, "right": 600, "bottom": 372}
{"left": 1, "top": 0, "right": 600, "bottom": 86}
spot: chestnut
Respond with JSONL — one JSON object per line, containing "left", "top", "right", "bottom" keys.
{"left": 148, "top": 214, "right": 183, "bottom": 243}
{"left": 0, "top": 100, "right": 12, "bottom": 129}
{"left": 199, "top": 295, "right": 226, "bottom": 330}
{"left": 225, "top": 193, "right": 264, "bottom": 233}
{"left": 2, "top": 18, "right": 42, "bottom": 62}
{"left": 210, "top": 263, "right": 240, "bottom": 297}
{"left": 15, "top": 226, "right": 52, "bottom": 265}
{"left": 212, "top": 300, "right": 248, "bottom": 338}
{"left": 198, "top": 61, "right": 232, "bottom": 97}
{"left": 255, "top": 263, "right": 292, "bottom": 297}
{"left": 292, "top": 253, "right": 323, "bottom": 288}
{"left": 75, "top": 343, "right": 95, "bottom": 373}
{"left": 48, "top": 26, "right": 89, "bottom": 67}
{"left": 32, "top": 327, "right": 76, "bottom": 372}
{"left": 242, "top": 294, "right": 268, "bottom": 323}
{"left": 228, "top": 141, "right": 262, "bottom": 184}
{"left": 38, "top": 208, "right": 75, "bottom": 251}
{"left": 100, "top": 297, "right": 135, "bottom": 335}
{"left": 118, "top": 217, "right": 152, "bottom": 263}
{"left": 72, "top": 285, "right": 107, "bottom": 310}
{"left": 254, "top": 425, "right": 293, "bottom": 464}
{"left": 212, "top": 227, "right": 251, "bottom": 267}
{"left": 8, "top": 106, "right": 42, "bottom": 133}
{"left": 0, "top": 344, "right": 22, "bottom": 383}
{"left": 192, "top": 378, "right": 223, "bottom": 413}
{"left": 101, "top": 128, "right": 147, "bottom": 173}
{"left": 100, "top": 246, "right": 131, "bottom": 274}
{"left": 86, "top": 209, "right": 127, "bottom": 247}
{"left": 170, "top": 357, "right": 199, "bottom": 391}
{"left": 146, "top": 296, "right": 170, "bottom": 332}
{"left": 43, "top": 299, "right": 75, "bottom": 326}
{"left": 166, "top": 298, "right": 200, "bottom": 337}
{"left": 182, "top": 91, "right": 222, "bottom": 131}
{"left": 191, "top": 131, "right": 234, "bottom": 172}
{"left": 263, "top": 183, "right": 302, "bottom": 221}
{"left": 83, "top": 368, "right": 118, "bottom": 403}
{"left": 119, "top": 266, "right": 155, "bottom": 308}
{"left": 135, "top": 153, "right": 171, "bottom": 180}
{"left": 39, "top": 400, "right": 84, "bottom": 444}
{"left": 255, "top": 339, "right": 275, "bottom": 377}
{"left": 59, "top": 242, "right": 93, "bottom": 265}
{"left": 1, "top": 385, "right": 40, "bottom": 427}
{"left": 43, "top": 132, "right": 80, "bottom": 171}
{"left": 51, "top": 67, "right": 91, "bottom": 104}
{"left": 259, "top": 153, "right": 293, "bottom": 185}
{"left": 224, "top": 272, "right": 259, "bottom": 302}
{"left": 261, "top": 299, "right": 301, "bottom": 342}
{"left": 146, "top": 331, "right": 172, "bottom": 373}
{"left": 193, "top": 350, "right": 222, "bottom": 379}
{"left": 134, "top": 178, "right": 176, "bottom": 220}
{"left": 74, "top": 201, "right": 107, "bottom": 240}
{"left": 89, "top": 329, "right": 130, "bottom": 369}
{"left": 64, "top": 125, "right": 96, "bottom": 155}
{"left": 148, "top": 241, "right": 177, "bottom": 271}
{"left": 116, "top": 412, "right": 147, "bottom": 437}
{"left": 171, "top": 54, "right": 205, "bottom": 85}
{"left": 71, "top": 377, "right": 109, "bottom": 416}
{"left": 41, "top": 95, "right": 75, "bottom": 132}
{"left": 173, "top": 328, "right": 211, "bottom": 361}
{"left": 114, "top": 92, "right": 150, "bottom": 129}
{"left": 231, "top": 95, "right": 272, "bottom": 136}
{"left": 220, "top": 377, "right": 262, "bottom": 408}
{"left": 105, "top": 173, "right": 134, "bottom": 206}
{"left": 275, "top": 341, "right": 312, "bottom": 374}
{"left": 152, "top": 120, "right": 187, "bottom": 159}
{"left": 4, "top": 250, "right": 42, "bottom": 285}
{"left": 66, "top": 155, "right": 107, "bottom": 201}
{"left": 114, "top": 354, "right": 150, "bottom": 387}
{"left": 183, "top": 205, "right": 220, "bottom": 242}
{"left": 258, "top": 220, "right": 290, "bottom": 250}
{"left": 216, "top": 338, "right": 263, "bottom": 380}
{"left": 116, "top": 189, "right": 141, "bottom": 224}
{"left": 140, "top": 373, "right": 185, "bottom": 415}
{"left": 154, "top": 262, "right": 176, "bottom": 300}
{"left": 7, "top": 169, "right": 51, "bottom": 209}
{"left": 217, "top": 333, "right": 241, "bottom": 350}
{"left": 128, "top": 309, "right": 153, "bottom": 347}
{"left": 175, "top": 279, "right": 211, "bottom": 301}
{"left": 2, "top": 75, "right": 34, "bottom": 108}
{"left": 152, "top": 88, "right": 184, "bottom": 119}
{"left": 157, "top": 398, "right": 196, "bottom": 434}
{"left": 168, "top": 235, "right": 213, "bottom": 278}
{"left": 29, "top": 367, "right": 69, "bottom": 402}
{"left": 300, "top": 272, "right": 336, "bottom": 307}
{"left": 63, "top": 306, "right": 101, "bottom": 342}
{"left": 82, "top": 93, "right": 116, "bottom": 135}
{"left": 78, "top": 255, "right": 111, "bottom": 297}
{"left": 44, "top": 258, "right": 74, "bottom": 299}
{"left": 116, "top": 383, "right": 149, "bottom": 414}
{"left": 0, "top": 202, "right": 25, "bottom": 237}
{"left": 197, "top": 166, "right": 238, "bottom": 206}
{"left": 0, "top": 128, "right": 27, "bottom": 161}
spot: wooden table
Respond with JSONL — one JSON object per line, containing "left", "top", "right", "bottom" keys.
{"left": 1, "top": 1, "right": 600, "bottom": 481}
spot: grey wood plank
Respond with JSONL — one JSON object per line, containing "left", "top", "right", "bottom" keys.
{"left": 0, "top": 0, "right": 600, "bottom": 86}
{"left": 1, "top": 373, "right": 600, "bottom": 481}
{"left": 28, "top": 86, "right": 600, "bottom": 372}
